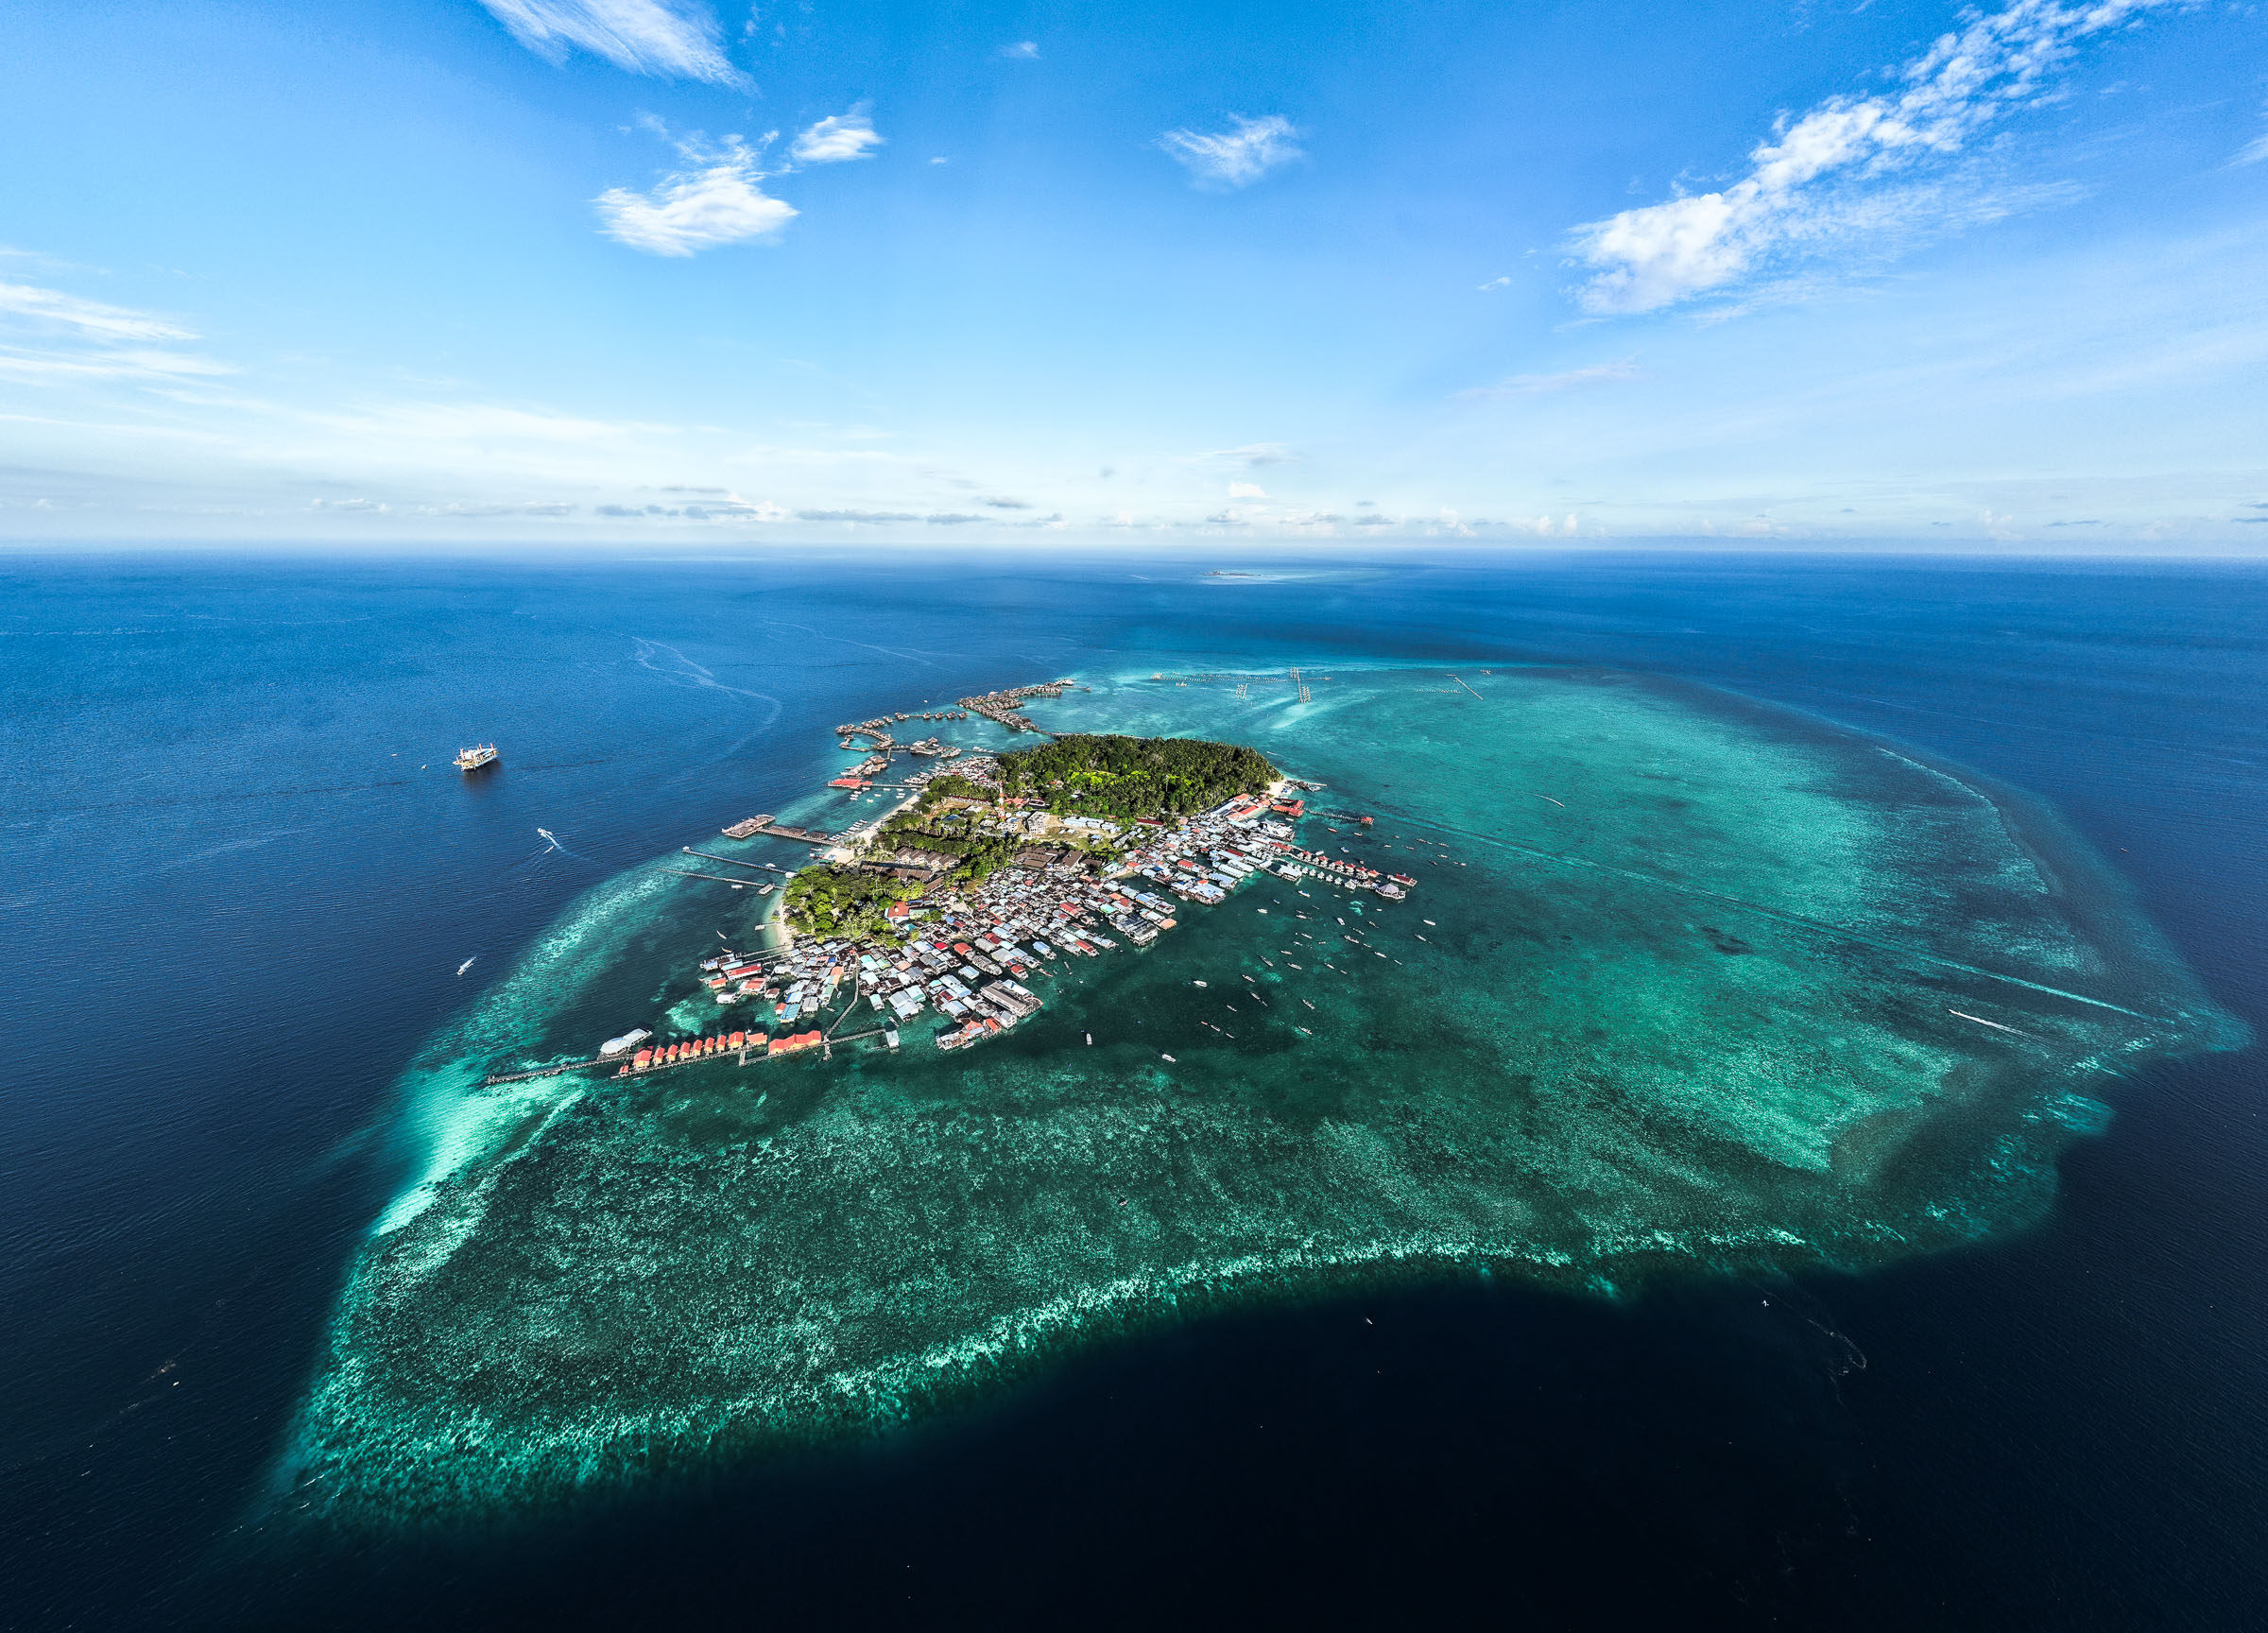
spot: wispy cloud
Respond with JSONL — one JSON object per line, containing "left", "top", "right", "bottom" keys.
{"left": 0, "top": 282, "right": 195, "bottom": 342}
{"left": 999, "top": 41, "right": 1040, "bottom": 60}
{"left": 1204, "top": 441, "right": 1301, "bottom": 467}
{"left": 314, "top": 401, "right": 661, "bottom": 444}
{"left": 2234, "top": 110, "right": 2268, "bottom": 166}
{"left": 980, "top": 495, "right": 1033, "bottom": 508}
{"left": 791, "top": 109, "right": 884, "bottom": 165}
{"left": 1461, "top": 358, "right": 1638, "bottom": 398}
{"left": 0, "top": 279, "right": 229, "bottom": 382}
{"left": 596, "top": 131, "right": 796, "bottom": 255}
{"left": 415, "top": 500, "right": 579, "bottom": 518}
{"left": 1158, "top": 115, "right": 1303, "bottom": 190}
{"left": 1570, "top": 0, "right": 2174, "bottom": 314}
{"left": 594, "top": 497, "right": 783, "bottom": 520}
{"left": 476, "top": 0, "right": 747, "bottom": 86}
{"left": 0, "top": 349, "right": 232, "bottom": 382}
{"left": 1228, "top": 481, "right": 1266, "bottom": 498}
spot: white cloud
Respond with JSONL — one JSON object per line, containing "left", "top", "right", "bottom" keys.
{"left": 791, "top": 110, "right": 884, "bottom": 165}
{"left": 476, "top": 0, "right": 747, "bottom": 86}
{"left": 1203, "top": 441, "right": 1301, "bottom": 467}
{"left": 2235, "top": 115, "right": 2268, "bottom": 166}
{"left": 1157, "top": 114, "right": 1303, "bottom": 190}
{"left": 1461, "top": 358, "right": 1638, "bottom": 399}
{"left": 415, "top": 500, "right": 579, "bottom": 518}
{"left": 1228, "top": 481, "right": 1266, "bottom": 498}
{"left": 1570, "top": 0, "right": 2174, "bottom": 314}
{"left": 999, "top": 41, "right": 1040, "bottom": 60}
{"left": 0, "top": 279, "right": 230, "bottom": 383}
{"left": 0, "top": 349, "right": 232, "bottom": 381}
{"left": 0, "top": 282, "right": 196, "bottom": 342}
{"left": 317, "top": 401, "right": 660, "bottom": 444}
{"left": 596, "top": 134, "right": 797, "bottom": 255}
{"left": 1477, "top": 275, "right": 1513, "bottom": 291}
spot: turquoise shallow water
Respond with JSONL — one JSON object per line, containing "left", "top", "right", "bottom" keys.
{"left": 284, "top": 661, "right": 2240, "bottom": 1521}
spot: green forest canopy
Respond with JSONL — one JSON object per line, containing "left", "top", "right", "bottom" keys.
{"left": 782, "top": 865, "right": 914, "bottom": 939}
{"left": 998, "top": 734, "right": 1275, "bottom": 818}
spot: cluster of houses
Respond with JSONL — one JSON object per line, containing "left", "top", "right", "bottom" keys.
{"left": 623, "top": 775, "right": 1427, "bottom": 1072}
{"left": 956, "top": 679, "right": 1073, "bottom": 735}
{"left": 606, "top": 674, "right": 1433, "bottom": 1074}
{"left": 853, "top": 787, "right": 1367, "bottom": 1051}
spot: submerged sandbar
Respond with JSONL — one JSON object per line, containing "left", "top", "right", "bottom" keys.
{"left": 285, "top": 664, "right": 2240, "bottom": 1521}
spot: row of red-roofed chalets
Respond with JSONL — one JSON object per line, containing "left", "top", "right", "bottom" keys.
{"left": 618, "top": 1028, "right": 824, "bottom": 1074}
{"left": 1268, "top": 840, "right": 1418, "bottom": 894}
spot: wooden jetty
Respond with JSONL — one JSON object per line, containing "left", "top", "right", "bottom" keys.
{"left": 483, "top": 1056, "right": 610, "bottom": 1086}
{"left": 682, "top": 848, "right": 788, "bottom": 872}
{"left": 715, "top": 816, "right": 836, "bottom": 845}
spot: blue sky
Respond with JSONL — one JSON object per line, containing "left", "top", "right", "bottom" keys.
{"left": 3, "top": 0, "right": 2264, "bottom": 547}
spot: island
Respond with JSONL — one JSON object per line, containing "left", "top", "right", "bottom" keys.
{"left": 284, "top": 663, "right": 2240, "bottom": 1524}
{"left": 637, "top": 731, "right": 1366, "bottom": 1066}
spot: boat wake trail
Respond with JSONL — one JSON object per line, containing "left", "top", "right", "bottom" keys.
{"left": 630, "top": 639, "right": 782, "bottom": 727}
{"left": 531, "top": 829, "right": 609, "bottom": 869}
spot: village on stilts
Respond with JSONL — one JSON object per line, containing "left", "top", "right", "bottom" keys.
{"left": 487, "top": 677, "right": 1434, "bottom": 1087}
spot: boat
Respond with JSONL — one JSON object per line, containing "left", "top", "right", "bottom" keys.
{"left": 454, "top": 743, "right": 498, "bottom": 771}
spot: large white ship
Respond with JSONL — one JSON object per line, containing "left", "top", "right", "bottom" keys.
{"left": 454, "top": 743, "right": 498, "bottom": 771}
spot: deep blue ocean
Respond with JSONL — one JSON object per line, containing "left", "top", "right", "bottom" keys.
{"left": 4, "top": 549, "right": 2263, "bottom": 1629}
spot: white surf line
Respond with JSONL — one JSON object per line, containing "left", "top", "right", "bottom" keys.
{"left": 1531, "top": 793, "right": 1567, "bottom": 808}
{"left": 1949, "top": 1009, "right": 2037, "bottom": 1038}
{"left": 1375, "top": 809, "right": 2163, "bottom": 1022}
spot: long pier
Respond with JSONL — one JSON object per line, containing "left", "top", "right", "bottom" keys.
{"left": 483, "top": 1056, "right": 612, "bottom": 1085}
{"left": 480, "top": 1021, "right": 896, "bottom": 1086}
{"left": 683, "top": 849, "right": 789, "bottom": 872}
{"left": 720, "top": 816, "right": 837, "bottom": 844}
{"left": 743, "top": 821, "right": 837, "bottom": 845}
